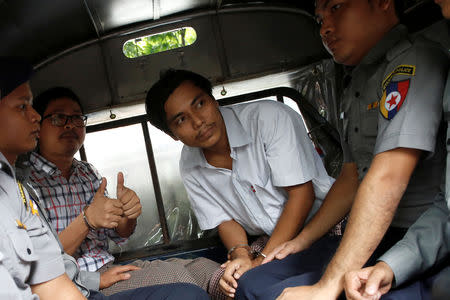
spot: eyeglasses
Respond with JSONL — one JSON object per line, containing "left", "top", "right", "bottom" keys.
{"left": 42, "top": 113, "right": 88, "bottom": 127}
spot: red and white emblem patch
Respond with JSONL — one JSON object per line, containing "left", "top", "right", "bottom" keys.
{"left": 384, "top": 91, "right": 402, "bottom": 111}
{"left": 380, "top": 79, "right": 410, "bottom": 120}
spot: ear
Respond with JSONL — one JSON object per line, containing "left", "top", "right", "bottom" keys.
{"left": 212, "top": 96, "right": 219, "bottom": 108}
{"left": 378, "top": 0, "right": 394, "bottom": 12}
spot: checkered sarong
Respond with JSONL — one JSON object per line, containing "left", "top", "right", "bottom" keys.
{"left": 329, "top": 216, "right": 347, "bottom": 236}
{"left": 100, "top": 257, "right": 219, "bottom": 296}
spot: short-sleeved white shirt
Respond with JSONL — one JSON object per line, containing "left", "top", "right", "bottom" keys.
{"left": 180, "top": 100, "right": 335, "bottom": 235}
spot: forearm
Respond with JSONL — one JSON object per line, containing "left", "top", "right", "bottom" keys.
{"left": 319, "top": 149, "right": 420, "bottom": 295}
{"left": 298, "top": 163, "right": 358, "bottom": 248}
{"left": 58, "top": 214, "right": 89, "bottom": 255}
{"left": 321, "top": 178, "right": 401, "bottom": 291}
{"left": 31, "top": 274, "right": 86, "bottom": 300}
{"left": 219, "top": 220, "right": 249, "bottom": 252}
{"left": 263, "top": 182, "right": 315, "bottom": 254}
{"left": 115, "top": 217, "right": 136, "bottom": 238}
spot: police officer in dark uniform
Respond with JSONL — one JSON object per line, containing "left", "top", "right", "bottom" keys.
{"left": 235, "top": 1, "right": 448, "bottom": 299}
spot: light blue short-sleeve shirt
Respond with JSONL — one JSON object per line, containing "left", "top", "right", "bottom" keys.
{"left": 180, "top": 101, "right": 334, "bottom": 235}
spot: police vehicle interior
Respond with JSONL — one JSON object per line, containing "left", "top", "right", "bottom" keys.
{"left": 0, "top": 0, "right": 445, "bottom": 264}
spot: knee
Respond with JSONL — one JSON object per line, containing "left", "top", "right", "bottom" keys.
{"left": 177, "top": 283, "right": 210, "bottom": 300}
{"left": 235, "top": 269, "right": 259, "bottom": 300}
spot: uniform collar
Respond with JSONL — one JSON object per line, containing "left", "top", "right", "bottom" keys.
{"left": 181, "top": 106, "right": 252, "bottom": 169}
{"left": 30, "top": 151, "right": 89, "bottom": 176}
{"left": 360, "top": 24, "right": 408, "bottom": 65}
{"left": 0, "top": 151, "right": 14, "bottom": 178}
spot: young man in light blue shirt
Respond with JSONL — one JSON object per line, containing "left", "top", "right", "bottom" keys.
{"left": 145, "top": 69, "right": 342, "bottom": 299}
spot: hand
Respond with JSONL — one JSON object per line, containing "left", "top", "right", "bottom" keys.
{"left": 99, "top": 265, "right": 141, "bottom": 289}
{"left": 344, "top": 262, "right": 394, "bottom": 300}
{"left": 219, "top": 256, "right": 254, "bottom": 298}
{"left": 262, "top": 237, "right": 309, "bottom": 264}
{"left": 117, "top": 172, "right": 142, "bottom": 219}
{"left": 86, "top": 178, "right": 124, "bottom": 229}
{"left": 276, "top": 284, "right": 334, "bottom": 300}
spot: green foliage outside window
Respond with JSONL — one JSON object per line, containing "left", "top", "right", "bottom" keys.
{"left": 123, "top": 27, "right": 197, "bottom": 58}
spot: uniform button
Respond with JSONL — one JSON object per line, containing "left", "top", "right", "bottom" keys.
{"left": 355, "top": 92, "right": 360, "bottom": 98}
{"left": 354, "top": 127, "right": 359, "bottom": 133}
{"left": 362, "top": 167, "right": 368, "bottom": 172}
{"left": 27, "top": 248, "right": 31, "bottom": 255}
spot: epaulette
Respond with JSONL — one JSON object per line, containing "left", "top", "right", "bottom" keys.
{"left": 386, "top": 38, "right": 412, "bottom": 62}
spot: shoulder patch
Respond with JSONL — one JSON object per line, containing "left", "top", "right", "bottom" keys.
{"left": 382, "top": 65, "right": 415, "bottom": 90}
{"left": 380, "top": 79, "right": 410, "bottom": 120}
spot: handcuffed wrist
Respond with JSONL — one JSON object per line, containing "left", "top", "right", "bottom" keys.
{"left": 253, "top": 251, "right": 267, "bottom": 259}
{"left": 227, "top": 244, "right": 268, "bottom": 261}
{"left": 82, "top": 205, "right": 97, "bottom": 231}
{"left": 228, "top": 244, "right": 251, "bottom": 259}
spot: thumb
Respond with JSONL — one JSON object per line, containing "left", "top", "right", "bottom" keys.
{"left": 97, "top": 177, "right": 107, "bottom": 195}
{"left": 117, "top": 172, "right": 125, "bottom": 196}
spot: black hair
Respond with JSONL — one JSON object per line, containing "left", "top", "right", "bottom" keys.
{"left": 0, "top": 57, "right": 32, "bottom": 100}
{"left": 314, "top": 0, "right": 403, "bottom": 19}
{"left": 145, "top": 69, "right": 213, "bottom": 134}
{"left": 33, "top": 87, "right": 83, "bottom": 117}
{"left": 393, "top": 0, "right": 404, "bottom": 20}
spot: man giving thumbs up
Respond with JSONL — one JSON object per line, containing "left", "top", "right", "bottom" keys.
{"left": 28, "top": 87, "right": 219, "bottom": 295}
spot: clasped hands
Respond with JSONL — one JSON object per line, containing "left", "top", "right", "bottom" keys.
{"left": 84, "top": 172, "right": 142, "bottom": 229}
{"left": 219, "top": 247, "right": 264, "bottom": 298}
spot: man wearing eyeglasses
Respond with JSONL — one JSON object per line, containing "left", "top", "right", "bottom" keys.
{"left": 28, "top": 87, "right": 143, "bottom": 287}
{"left": 27, "top": 86, "right": 219, "bottom": 295}
{"left": 29, "top": 86, "right": 143, "bottom": 292}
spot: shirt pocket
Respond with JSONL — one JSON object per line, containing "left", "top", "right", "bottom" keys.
{"left": 7, "top": 229, "right": 38, "bottom": 262}
{"left": 361, "top": 108, "right": 379, "bottom": 137}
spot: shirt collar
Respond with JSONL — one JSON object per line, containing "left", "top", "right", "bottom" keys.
{"left": 360, "top": 24, "right": 408, "bottom": 65}
{"left": 221, "top": 106, "right": 252, "bottom": 148}
{"left": 0, "top": 151, "right": 14, "bottom": 178}
{"left": 181, "top": 105, "right": 252, "bottom": 169}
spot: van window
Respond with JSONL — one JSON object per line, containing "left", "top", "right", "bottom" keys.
{"left": 83, "top": 124, "right": 162, "bottom": 252}
{"left": 149, "top": 123, "right": 204, "bottom": 242}
{"left": 123, "top": 27, "right": 197, "bottom": 58}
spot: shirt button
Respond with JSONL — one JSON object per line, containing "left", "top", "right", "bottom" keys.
{"left": 355, "top": 92, "right": 360, "bottom": 98}
{"left": 27, "top": 248, "right": 31, "bottom": 255}
{"left": 354, "top": 127, "right": 359, "bottom": 133}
